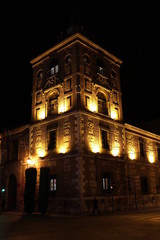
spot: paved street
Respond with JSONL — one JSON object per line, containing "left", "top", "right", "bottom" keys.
{"left": 1, "top": 209, "right": 160, "bottom": 240}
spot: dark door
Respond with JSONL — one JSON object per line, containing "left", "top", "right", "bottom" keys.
{"left": 8, "top": 174, "right": 17, "bottom": 210}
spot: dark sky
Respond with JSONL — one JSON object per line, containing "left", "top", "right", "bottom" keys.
{"left": 1, "top": 0, "right": 160, "bottom": 132}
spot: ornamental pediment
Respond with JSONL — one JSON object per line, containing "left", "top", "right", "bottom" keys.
{"left": 95, "top": 74, "right": 112, "bottom": 90}
{"left": 44, "top": 75, "right": 61, "bottom": 90}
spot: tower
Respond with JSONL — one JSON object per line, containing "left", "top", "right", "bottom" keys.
{"left": 29, "top": 32, "right": 124, "bottom": 214}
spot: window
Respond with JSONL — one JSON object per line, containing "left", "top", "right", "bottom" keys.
{"left": 140, "top": 140, "right": 145, "bottom": 158}
{"left": 85, "top": 95, "right": 90, "bottom": 108}
{"left": 36, "top": 70, "right": 43, "bottom": 89}
{"left": 111, "top": 69, "right": 117, "bottom": 88}
{"left": 140, "top": 176, "right": 148, "bottom": 195}
{"left": 97, "top": 92, "right": 108, "bottom": 115}
{"left": 102, "top": 173, "right": 112, "bottom": 193}
{"left": 50, "top": 59, "right": 59, "bottom": 75}
{"left": 96, "top": 59, "right": 104, "bottom": 75}
{"left": 48, "top": 130, "right": 56, "bottom": 150}
{"left": 50, "top": 175, "right": 56, "bottom": 192}
{"left": 66, "top": 96, "right": 72, "bottom": 109}
{"left": 48, "top": 94, "right": 58, "bottom": 115}
{"left": 101, "top": 129, "right": 109, "bottom": 150}
{"left": 36, "top": 108, "right": 40, "bottom": 120}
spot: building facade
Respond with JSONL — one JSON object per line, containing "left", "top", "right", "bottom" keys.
{"left": 1, "top": 32, "right": 160, "bottom": 214}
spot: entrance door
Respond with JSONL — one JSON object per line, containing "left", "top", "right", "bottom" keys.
{"left": 8, "top": 174, "right": 17, "bottom": 210}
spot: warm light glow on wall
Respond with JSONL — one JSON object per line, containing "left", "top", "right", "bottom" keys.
{"left": 58, "top": 101, "right": 65, "bottom": 113}
{"left": 148, "top": 152, "right": 155, "bottom": 163}
{"left": 129, "top": 151, "right": 136, "bottom": 160}
{"left": 39, "top": 109, "right": 45, "bottom": 119}
{"left": 90, "top": 143, "right": 100, "bottom": 153}
{"left": 112, "top": 147, "right": 119, "bottom": 156}
{"left": 27, "top": 157, "right": 36, "bottom": 166}
{"left": 37, "top": 148, "right": 46, "bottom": 158}
{"left": 111, "top": 108, "right": 118, "bottom": 120}
{"left": 59, "top": 145, "right": 66, "bottom": 154}
{"left": 88, "top": 100, "right": 97, "bottom": 112}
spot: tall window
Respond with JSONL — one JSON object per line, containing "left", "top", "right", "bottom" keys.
{"left": 48, "top": 130, "right": 56, "bottom": 150}
{"left": 97, "top": 92, "right": 108, "bottom": 115}
{"left": 101, "top": 129, "right": 109, "bottom": 150}
{"left": 48, "top": 93, "right": 58, "bottom": 116}
{"left": 85, "top": 95, "right": 90, "bottom": 108}
{"left": 50, "top": 174, "right": 56, "bottom": 192}
{"left": 36, "top": 70, "right": 43, "bottom": 89}
{"left": 96, "top": 59, "right": 104, "bottom": 75}
{"left": 102, "top": 172, "right": 112, "bottom": 193}
{"left": 50, "top": 59, "right": 59, "bottom": 75}
{"left": 139, "top": 140, "right": 145, "bottom": 158}
{"left": 66, "top": 96, "right": 72, "bottom": 109}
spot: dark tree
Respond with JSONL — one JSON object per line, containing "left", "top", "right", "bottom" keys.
{"left": 38, "top": 167, "right": 50, "bottom": 215}
{"left": 24, "top": 168, "right": 37, "bottom": 214}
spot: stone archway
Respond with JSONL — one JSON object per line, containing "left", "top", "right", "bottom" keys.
{"left": 7, "top": 174, "right": 17, "bottom": 210}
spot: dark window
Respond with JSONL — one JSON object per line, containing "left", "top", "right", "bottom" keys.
{"left": 48, "top": 130, "right": 56, "bottom": 150}
{"left": 96, "top": 59, "right": 104, "bottom": 75}
{"left": 101, "top": 129, "right": 109, "bottom": 149}
{"left": 140, "top": 176, "right": 148, "bottom": 195}
{"left": 36, "top": 70, "right": 43, "bottom": 89}
{"left": 140, "top": 141, "right": 145, "bottom": 157}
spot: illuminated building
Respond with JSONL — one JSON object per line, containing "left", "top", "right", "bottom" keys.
{"left": 1, "top": 32, "right": 160, "bottom": 214}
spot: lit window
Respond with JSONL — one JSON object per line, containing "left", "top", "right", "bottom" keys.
{"left": 50, "top": 175, "right": 56, "bottom": 191}
{"left": 50, "top": 59, "right": 59, "bottom": 76}
{"left": 102, "top": 173, "right": 112, "bottom": 193}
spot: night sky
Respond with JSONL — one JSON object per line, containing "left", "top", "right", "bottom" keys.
{"left": 1, "top": 0, "right": 160, "bottom": 132}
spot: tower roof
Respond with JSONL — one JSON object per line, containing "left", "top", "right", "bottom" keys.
{"left": 30, "top": 32, "right": 122, "bottom": 66}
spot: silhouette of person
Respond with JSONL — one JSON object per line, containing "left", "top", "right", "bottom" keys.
{"left": 93, "top": 197, "right": 100, "bottom": 216}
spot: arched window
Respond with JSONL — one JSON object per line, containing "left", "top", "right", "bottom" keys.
{"left": 47, "top": 92, "right": 59, "bottom": 116}
{"left": 97, "top": 92, "right": 108, "bottom": 115}
{"left": 36, "top": 69, "right": 43, "bottom": 89}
